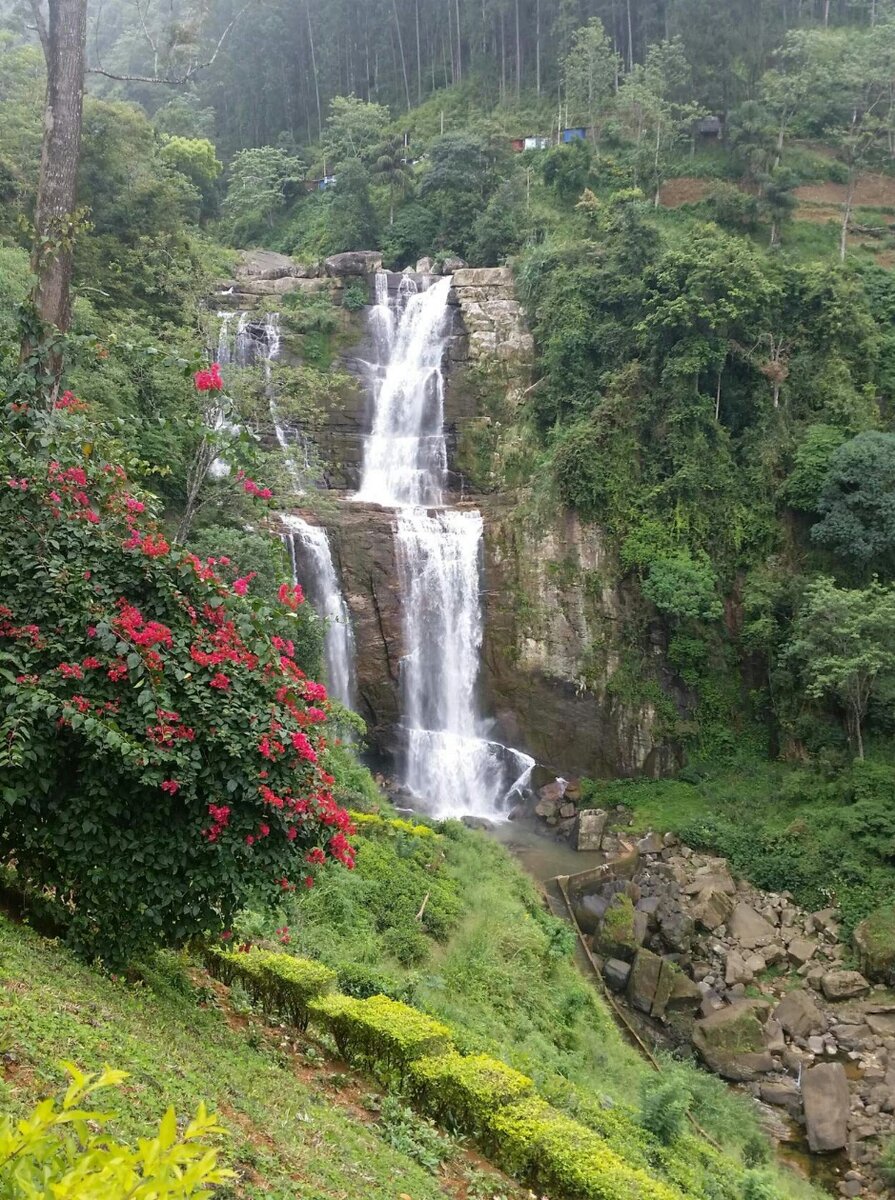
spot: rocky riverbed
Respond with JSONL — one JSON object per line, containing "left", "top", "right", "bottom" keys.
{"left": 533, "top": 783, "right": 895, "bottom": 1197}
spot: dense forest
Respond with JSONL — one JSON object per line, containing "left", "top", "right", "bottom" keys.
{"left": 3, "top": 0, "right": 895, "bottom": 1196}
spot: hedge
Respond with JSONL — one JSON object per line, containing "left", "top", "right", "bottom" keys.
{"left": 484, "top": 1098, "right": 685, "bottom": 1200}
{"left": 307, "top": 992, "right": 452, "bottom": 1074}
{"left": 204, "top": 946, "right": 336, "bottom": 1030}
{"left": 203, "top": 947, "right": 698, "bottom": 1200}
{"left": 408, "top": 1051, "right": 534, "bottom": 1134}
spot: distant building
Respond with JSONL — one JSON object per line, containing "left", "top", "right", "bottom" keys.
{"left": 524, "top": 136, "right": 550, "bottom": 150}
{"left": 561, "top": 126, "right": 588, "bottom": 143}
{"left": 510, "top": 137, "right": 525, "bottom": 153}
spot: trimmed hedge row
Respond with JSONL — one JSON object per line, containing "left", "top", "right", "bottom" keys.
{"left": 308, "top": 992, "right": 451, "bottom": 1074}
{"left": 408, "top": 1051, "right": 534, "bottom": 1133}
{"left": 485, "top": 1098, "right": 682, "bottom": 1200}
{"left": 204, "top": 945, "right": 335, "bottom": 1030}
{"left": 207, "top": 947, "right": 694, "bottom": 1200}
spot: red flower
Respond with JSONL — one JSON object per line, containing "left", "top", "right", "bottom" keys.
{"left": 209, "top": 672, "right": 231, "bottom": 690}
{"left": 304, "top": 876, "right": 314, "bottom": 889}
{"left": 160, "top": 779, "right": 181, "bottom": 795}
{"left": 220, "top": 929, "right": 233, "bottom": 941}
{"left": 305, "top": 847, "right": 326, "bottom": 865}
{"left": 194, "top": 363, "right": 224, "bottom": 392}
{"left": 232, "top": 572, "right": 256, "bottom": 596}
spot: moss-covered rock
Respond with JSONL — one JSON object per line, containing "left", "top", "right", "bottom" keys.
{"left": 853, "top": 904, "right": 895, "bottom": 984}
{"left": 595, "top": 894, "right": 643, "bottom": 962}
{"left": 691, "top": 1002, "right": 775, "bottom": 1082}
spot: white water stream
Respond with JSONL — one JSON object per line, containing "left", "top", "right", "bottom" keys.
{"left": 356, "top": 272, "right": 534, "bottom": 819}
{"left": 214, "top": 310, "right": 356, "bottom": 708}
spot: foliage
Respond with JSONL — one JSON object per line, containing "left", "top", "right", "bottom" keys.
{"left": 321, "top": 160, "right": 380, "bottom": 254}
{"left": 159, "top": 136, "right": 223, "bottom": 219}
{"left": 409, "top": 1052, "right": 535, "bottom": 1134}
{"left": 374, "top": 1094, "right": 455, "bottom": 1173}
{"left": 420, "top": 132, "right": 505, "bottom": 256}
{"left": 639, "top": 1077, "right": 691, "bottom": 1146}
{"left": 309, "top": 993, "right": 453, "bottom": 1075}
{"left": 205, "top": 946, "right": 336, "bottom": 1029}
{"left": 221, "top": 146, "right": 305, "bottom": 241}
{"left": 811, "top": 432, "right": 895, "bottom": 572}
{"left": 0, "top": 917, "right": 459, "bottom": 1199}
{"left": 321, "top": 96, "right": 391, "bottom": 169}
{"left": 0, "top": 403, "right": 353, "bottom": 963}
{"left": 0, "top": 1063, "right": 232, "bottom": 1198}
{"left": 785, "top": 576, "right": 895, "bottom": 758}
{"left": 641, "top": 550, "right": 723, "bottom": 621}
{"left": 783, "top": 424, "right": 848, "bottom": 512}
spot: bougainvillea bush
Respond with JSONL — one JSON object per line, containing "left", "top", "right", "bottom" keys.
{"left": 0, "top": 391, "right": 355, "bottom": 964}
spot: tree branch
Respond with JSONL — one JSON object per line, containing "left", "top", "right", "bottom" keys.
{"left": 27, "top": 0, "right": 49, "bottom": 62}
{"left": 87, "top": 0, "right": 252, "bottom": 84}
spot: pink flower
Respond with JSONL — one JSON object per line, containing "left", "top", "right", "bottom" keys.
{"left": 209, "top": 672, "right": 231, "bottom": 690}
{"left": 160, "top": 779, "right": 181, "bottom": 795}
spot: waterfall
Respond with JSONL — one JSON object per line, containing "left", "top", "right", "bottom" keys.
{"left": 282, "top": 514, "right": 356, "bottom": 709}
{"left": 355, "top": 274, "right": 450, "bottom": 508}
{"left": 213, "top": 310, "right": 356, "bottom": 709}
{"left": 356, "top": 271, "right": 534, "bottom": 820}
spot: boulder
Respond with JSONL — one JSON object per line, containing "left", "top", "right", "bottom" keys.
{"left": 725, "top": 949, "right": 753, "bottom": 986}
{"left": 658, "top": 910, "right": 695, "bottom": 954}
{"left": 684, "top": 871, "right": 736, "bottom": 897}
{"left": 324, "top": 250, "right": 383, "bottom": 277}
{"left": 760, "top": 1079, "right": 803, "bottom": 1118}
{"left": 603, "top": 958, "right": 631, "bottom": 992}
{"left": 559, "top": 802, "right": 577, "bottom": 819}
{"left": 865, "top": 1011, "right": 895, "bottom": 1038}
{"left": 574, "top": 893, "right": 608, "bottom": 933}
{"left": 627, "top": 948, "right": 664, "bottom": 1014}
{"left": 595, "top": 894, "right": 643, "bottom": 962}
{"left": 803, "top": 1063, "right": 849, "bottom": 1152}
{"left": 692, "top": 886, "right": 735, "bottom": 931}
{"left": 774, "top": 989, "right": 827, "bottom": 1038}
{"left": 664, "top": 966, "right": 702, "bottom": 1016}
{"left": 692, "top": 1002, "right": 776, "bottom": 1081}
{"left": 636, "top": 832, "right": 665, "bottom": 855}
{"left": 415, "top": 256, "right": 436, "bottom": 274}
{"left": 441, "top": 255, "right": 467, "bottom": 273}
{"left": 853, "top": 905, "right": 895, "bottom": 984}
{"left": 821, "top": 971, "right": 870, "bottom": 1002}
{"left": 728, "top": 903, "right": 776, "bottom": 949}
{"left": 787, "top": 937, "right": 818, "bottom": 965}
{"left": 576, "top": 808, "right": 608, "bottom": 851}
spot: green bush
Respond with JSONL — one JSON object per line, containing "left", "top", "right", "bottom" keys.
{"left": 336, "top": 961, "right": 409, "bottom": 1000}
{"left": 483, "top": 1097, "right": 683, "bottom": 1200}
{"left": 640, "top": 1078, "right": 691, "bottom": 1146}
{"left": 205, "top": 946, "right": 336, "bottom": 1029}
{"left": 308, "top": 992, "right": 452, "bottom": 1074}
{"left": 408, "top": 1051, "right": 534, "bottom": 1134}
{"left": 0, "top": 413, "right": 353, "bottom": 964}
{"left": 342, "top": 280, "right": 369, "bottom": 311}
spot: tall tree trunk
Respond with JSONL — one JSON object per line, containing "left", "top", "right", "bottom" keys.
{"left": 392, "top": 0, "right": 412, "bottom": 109}
{"left": 306, "top": 1, "right": 322, "bottom": 138}
{"left": 515, "top": 0, "right": 521, "bottom": 99}
{"left": 455, "top": 0, "right": 462, "bottom": 81}
{"left": 415, "top": 0, "right": 423, "bottom": 101}
{"left": 535, "top": 0, "right": 541, "bottom": 95}
{"left": 25, "top": 0, "right": 87, "bottom": 396}
{"left": 626, "top": 0, "right": 634, "bottom": 69}
{"left": 840, "top": 170, "right": 856, "bottom": 262}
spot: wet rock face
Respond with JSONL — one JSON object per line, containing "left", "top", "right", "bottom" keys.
{"left": 481, "top": 503, "right": 686, "bottom": 778}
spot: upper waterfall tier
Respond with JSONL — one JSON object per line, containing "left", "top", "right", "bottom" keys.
{"left": 354, "top": 273, "right": 453, "bottom": 508}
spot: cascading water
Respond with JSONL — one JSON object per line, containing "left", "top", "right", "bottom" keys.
{"left": 212, "top": 309, "right": 357, "bottom": 708}
{"left": 282, "top": 514, "right": 356, "bottom": 709}
{"left": 356, "top": 271, "right": 534, "bottom": 819}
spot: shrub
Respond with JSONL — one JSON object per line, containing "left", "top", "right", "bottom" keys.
{"left": 408, "top": 1051, "right": 534, "bottom": 1134}
{"left": 336, "top": 961, "right": 409, "bottom": 1000}
{"left": 0, "top": 406, "right": 355, "bottom": 963}
{"left": 308, "top": 992, "right": 452, "bottom": 1074}
{"left": 0, "top": 1063, "right": 231, "bottom": 1197}
{"left": 639, "top": 1078, "right": 691, "bottom": 1146}
{"left": 206, "top": 946, "right": 337, "bottom": 1028}
{"left": 483, "top": 1098, "right": 682, "bottom": 1200}
{"left": 342, "top": 280, "right": 369, "bottom": 311}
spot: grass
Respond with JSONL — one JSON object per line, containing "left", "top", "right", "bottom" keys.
{"left": 579, "top": 752, "right": 895, "bottom": 934}
{"left": 0, "top": 915, "right": 461, "bottom": 1200}
{"left": 237, "top": 815, "right": 824, "bottom": 1200}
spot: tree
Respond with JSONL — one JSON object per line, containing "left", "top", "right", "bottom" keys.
{"left": 786, "top": 575, "right": 895, "bottom": 759}
{"left": 811, "top": 431, "right": 895, "bottom": 571}
{"left": 727, "top": 100, "right": 776, "bottom": 187}
{"left": 321, "top": 94, "right": 391, "bottom": 169}
{"left": 322, "top": 159, "right": 380, "bottom": 254}
{"left": 419, "top": 132, "right": 504, "bottom": 256}
{"left": 783, "top": 424, "right": 848, "bottom": 511}
{"left": 618, "top": 38, "right": 705, "bottom": 206}
{"left": 372, "top": 134, "right": 415, "bottom": 225}
{"left": 159, "top": 135, "right": 223, "bottom": 219}
{"left": 22, "top": 0, "right": 87, "bottom": 397}
{"left": 562, "top": 19, "right": 620, "bottom": 138}
{"left": 221, "top": 146, "right": 304, "bottom": 238}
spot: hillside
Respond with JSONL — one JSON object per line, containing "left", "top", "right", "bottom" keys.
{"left": 3, "top": 0, "right": 895, "bottom": 1197}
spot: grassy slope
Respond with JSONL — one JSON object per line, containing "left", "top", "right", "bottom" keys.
{"left": 0, "top": 914, "right": 473, "bottom": 1200}
{"left": 236, "top": 817, "right": 822, "bottom": 1200}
